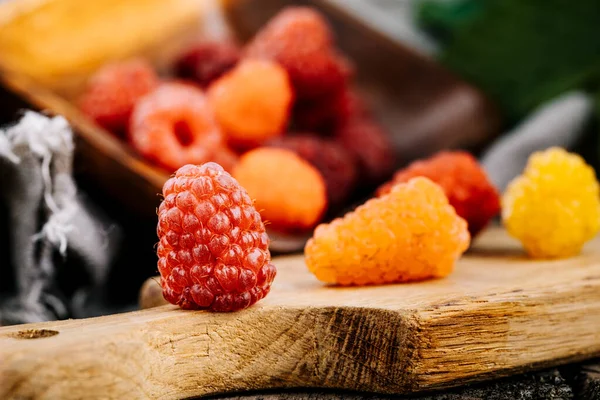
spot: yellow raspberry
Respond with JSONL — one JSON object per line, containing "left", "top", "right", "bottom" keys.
{"left": 305, "top": 177, "right": 470, "bottom": 286}
{"left": 502, "top": 147, "right": 600, "bottom": 259}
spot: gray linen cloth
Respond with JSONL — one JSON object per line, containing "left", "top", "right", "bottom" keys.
{"left": 0, "top": 111, "right": 122, "bottom": 325}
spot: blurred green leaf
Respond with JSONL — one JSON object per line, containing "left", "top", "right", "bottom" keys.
{"left": 417, "top": 0, "right": 491, "bottom": 45}
{"left": 431, "top": 0, "right": 600, "bottom": 125}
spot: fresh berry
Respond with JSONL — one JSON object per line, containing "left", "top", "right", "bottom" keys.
{"left": 208, "top": 59, "right": 293, "bottom": 150}
{"left": 157, "top": 162, "right": 276, "bottom": 312}
{"left": 267, "top": 134, "right": 357, "bottom": 207}
{"left": 335, "top": 118, "right": 395, "bottom": 184}
{"left": 502, "top": 147, "right": 600, "bottom": 259}
{"left": 174, "top": 40, "right": 241, "bottom": 87}
{"left": 305, "top": 177, "right": 470, "bottom": 286}
{"left": 79, "top": 59, "right": 159, "bottom": 135}
{"left": 293, "top": 87, "right": 369, "bottom": 133}
{"left": 377, "top": 151, "right": 500, "bottom": 237}
{"left": 331, "top": 87, "right": 370, "bottom": 124}
{"left": 232, "top": 148, "right": 327, "bottom": 232}
{"left": 129, "top": 82, "right": 226, "bottom": 171}
{"left": 245, "top": 7, "right": 352, "bottom": 99}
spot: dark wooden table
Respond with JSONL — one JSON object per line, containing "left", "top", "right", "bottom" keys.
{"left": 209, "top": 361, "right": 599, "bottom": 399}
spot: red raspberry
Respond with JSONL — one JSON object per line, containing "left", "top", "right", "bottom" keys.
{"left": 293, "top": 87, "right": 370, "bottom": 133}
{"left": 157, "top": 162, "right": 276, "bottom": 312}
{"left": 335, "top": 118, "right": 396, "bottom": 185}
{"left": 267, "top": 134, "right": 357, "bottom": 207}
{"left": 174, "top": 40, "right": 241, "bottom": 88}
{"left": 129, "top": 82, "right": 227, "bottom": 171}
{"left": 79, "top": 59, "right": 159, "bottom": 135}
{"left": 245, "top": 7, "right": 352, "bottom": 99}
{"left": 332, "top": 88, "right": 370, "bottom": 124}
{"left": 377, "top": 151, "right": 500, "bottom": 237}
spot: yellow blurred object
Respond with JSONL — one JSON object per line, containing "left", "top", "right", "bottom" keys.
{"left": 0, "top": 0, "right": 206, "bottom": 94}
{"left": 502, "top": 147, "right": 600, "bottom": 259}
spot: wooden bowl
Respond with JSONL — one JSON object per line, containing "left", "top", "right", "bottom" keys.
{"left": 0, "top": 0, "right": 501, "bottom": 219}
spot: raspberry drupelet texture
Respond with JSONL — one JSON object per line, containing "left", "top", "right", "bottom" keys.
{"left": 305, "top": 177, "right": 470, "bottom": 286}
{"left": 79, "top": 59, "right": 159, "bottom": 135}
{"left": 245, "top": 7, "right": 351, "bottom": 99}
{"left": 232, "top": 148, "right": 327, "bottom": 232}
{"left": 266, "top": 134, "right": 357, "bottom": 207}
{"left": 502, "top": 147, "right": 600, "bottom": 259}
{"left": 208, "top": 59, "right": 293, "bottom": 150}
{"left": 129, "top": 82, "right": 231, "bottom": 172}
{"left": 157, "top": 163, "right": 276, "bottom": 312}
{"left": 174, "top": 40, "right": 241, "bottom": 88}
{"left": 377, "top": 151, "right": 500, "bottom": 237}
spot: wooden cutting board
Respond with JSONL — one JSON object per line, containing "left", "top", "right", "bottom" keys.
{"left": 1, "top": 228, "right": 600, "bottom": 400}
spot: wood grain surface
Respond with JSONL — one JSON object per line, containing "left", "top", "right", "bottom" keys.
{"left": 1, "top": 228, "right": 599, "bottom": 399}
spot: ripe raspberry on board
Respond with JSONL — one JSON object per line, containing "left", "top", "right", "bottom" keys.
{"left": 305, "top": 177, "right": 470, "bottom": 286}
{"left": 266, "top": 134, "right": 357, "bottom": 208}
{"left": 157, "top": 163, "right": 276, "bottom": 312}
{"left": 378, "top": 151, "right": 500, "bottom": 238}
{"left": 174, "top": 40, "right": 241, "bottom": 88}
{"left": 232, "top": 148, "right": 327, "bottom": 233}
{"left": 502, "top": 147, "right": 600, "bottom": 259}
{"left": 245, "top": 7, "right": 351, "bottom": 99}
{"left": 79, "top": 59, "right": 159, "bottom": 135}
{"left": 208, "top": 59, "right": 293, "bottom": 150}
{"left": 129, "top": 82, "right": 231, "bottom": 172}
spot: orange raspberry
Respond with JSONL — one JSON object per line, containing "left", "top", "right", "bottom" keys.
{"left": 305, "top": 177, "right": 470, "bottom": 286}
{"left": 266, "top": 133, "right": 357, "bottom": 208}
{"left": 377, "top": 151, "right": 500, "bottom": 237}
{"left": 232, "top": 148, "right": 327, "bottom": 232}
{"left": 208, "top": 59, "right": 293, "bottom": 150}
